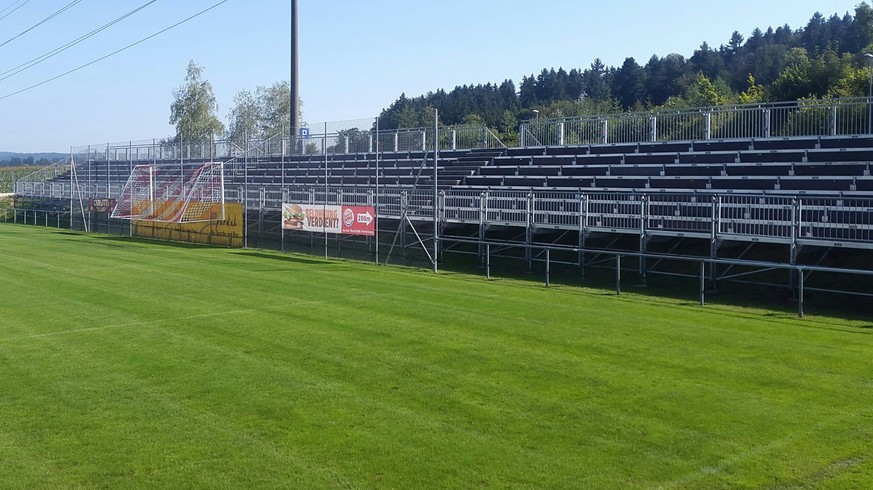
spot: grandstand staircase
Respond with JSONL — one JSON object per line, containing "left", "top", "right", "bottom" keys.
{"left": 439, "top": 148, "right": 505, "bottom": 187}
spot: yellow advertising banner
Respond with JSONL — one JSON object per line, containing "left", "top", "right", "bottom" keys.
{"left": 132, "top": 202, "right": 243, "bottom": 247}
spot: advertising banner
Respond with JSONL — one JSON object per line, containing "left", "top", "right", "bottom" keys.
{"left": 282, "top": 203, "right": 375, "bottom": 236}
{"left": 89, "top": 198, "right": 117, "bottom": 213}
{"left": 132, "top": 202, "right": 244, "bottom": 248}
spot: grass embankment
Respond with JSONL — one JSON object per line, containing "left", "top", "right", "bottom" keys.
{"left": 0, "top": 224, "right": 871, "bottom": 488}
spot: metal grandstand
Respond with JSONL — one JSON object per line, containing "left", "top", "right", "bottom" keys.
{"left": 9, "top": 98, "right": 873, "bottom": 311}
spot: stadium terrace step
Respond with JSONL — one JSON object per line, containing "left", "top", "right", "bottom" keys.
{"left": 610, "top": 165, "right": 663, "bottom": 177}
{"left": 503, "top": 176, "right": 546, "bottom": 187}
{"left": 590, "top": 143, "right": 638, "bottom": 154}
{"left": 819, "top": 135, "right": 873, "bottom": 149}
{"left": 691, "top": 140, "right": 752, "bottom": 152}
{"left": 738, "top": 150, "right": 806, "bottom": 163}
{"left": 648, "top": 177, "right": 710, "bottom": 190}
{"left": 545, "top": 176, "right": 594, "bottom": 188}
{"left": 663, "top": 164, "right": 724, "bottom": 177}
{"left": 546, "top": 145, "right": 588, "bottom": 156}
{"left": 575, "top": 154, "right": 624, "bottom": 165}
{"left": 678, "top": 151, "right": 738, "bottom": 164}
{"left": 855, "top": 177, "right": 873, "bottom": 191}
{"left": 562, "top": 165, "right": 610, "bottom": 176}
{"left": 752, "top": 137, "right": 820, "bottom": 151}
{"left": 593, "top": 177, "right": 649, "bottom": 189}
{"left": 807, "top": 149, "right": 873, "bottom": 163}
{"left": 624, "top": 153, "right": 678, "bottom": 165}
{"left": 518, "top": 166, "right": 561, "bottom": 176}
{"left": 710, "top": 176, "right": 778, "bottom": 191}
{"left": 792, "top": 162, "right": 869, "bottom": 176}
{"left": 778, "top": 176, "right": 855, "bottom": 192}
{"left": 506, "top": 147, "right": 545, "bottom": 157}
{"left": 724, "top": 163, "right": 793, "bottom": 176}
{"left": 532, "top": 155, "right": 575, "bottom": 166}
{"left": 638, "top": 141, "right": 693, "bottom": 153}
{"left": 480, "top": 166, "right": 518, "bottom": 176}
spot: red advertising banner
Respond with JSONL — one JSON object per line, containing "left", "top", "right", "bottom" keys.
{"left": 282, "top": 203, "right": 375, "bottom": 236}
{"left": 342, "top": 206, "right": 375, "bottom": 236}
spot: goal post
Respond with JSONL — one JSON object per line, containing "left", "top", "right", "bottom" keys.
{"left": 111, "top": 162, "right": 225, "bottom": 223}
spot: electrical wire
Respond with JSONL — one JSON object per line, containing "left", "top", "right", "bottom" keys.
{"left": 0, "top": 0, "right": 229, "bottom": 101}
{"left": 0, "top": 1, "right": 158, "bottom": 81}
{"left": 0, "top": 0, "right": 30, "bottom": 22}
{"left": 0, "top": 0, "right": 82, "bottom": 49}
{"left": 0, "top": 0, "right": 21, "bottom": 16}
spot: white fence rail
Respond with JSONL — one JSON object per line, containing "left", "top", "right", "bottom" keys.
{"left": 521, "top": 98, "right": 873, "bottom": 147}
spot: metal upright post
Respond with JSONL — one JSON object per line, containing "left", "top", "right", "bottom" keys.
{"left": 375, "top": 117, "right": 380, "bottom": 265}
{"left": 616, "top": 255, "right": 621, "bottom": 295}
{"left": 281, "top": 126, "right": 286, "bottom": 253}
{"left": 545, "top": 248, "right": 550, "bottom": 287}
{"left": 433, "top": 109, "right": 439, "bottom": 273}
{"left": 290, "top": 0, "right": 299, "bottom": 138}
{"left": 798, "top": 267, "right": 805, "bottom": 318}
{"left": 486, "top": 243, "right": 491, "bottom": 279}
{"left": 324, "top": 122, "right": 328, "bottom": 259}
{"left": 866, "top": 53, "right": 873, "bottom": 133}
{"left": 69, "top": 147, "right": 74, "bottom": 230}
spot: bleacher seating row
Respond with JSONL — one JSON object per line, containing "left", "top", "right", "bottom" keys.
{"left": 51, "top": 135, "right": 873, "bottom": 197}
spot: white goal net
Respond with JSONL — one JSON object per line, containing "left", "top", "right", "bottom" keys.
{"left": 111, "top": 162, "right": 225, "bottom": 223}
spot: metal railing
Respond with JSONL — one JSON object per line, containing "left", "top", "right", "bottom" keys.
{"left": 14, "top": 179, "right": 873, "bottom": 250}
{"left": 520, "top": 98, "right": 873, "bottom": 146}
{"left": 217, "top": 185, "right": 873, "bottom": 251}
{"left": 61, "top": 122, "right": 505, "bottom": 167}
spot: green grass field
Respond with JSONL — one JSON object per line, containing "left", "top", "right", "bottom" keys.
{"left": 1, "top": 224, "right": 871, "bottom": 488}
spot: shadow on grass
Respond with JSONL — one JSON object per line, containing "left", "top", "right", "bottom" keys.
{"left": 231, "top": 251, "right": 329, "bottom": 265}
{"left": 436, "top": 257, "right": 873, "bottom": 328}
{"left": 93, "top": 235, "right": 213, "bottom": 249}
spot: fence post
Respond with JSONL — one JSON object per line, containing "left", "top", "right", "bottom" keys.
{"left": 830, "top": 105, "right": 837, "bottom": 136}
{"left": 616, "top": 254, "right": 621, "bottom": 295}
{"left": 763, "top": 109, "right": 771, "bottom": 138}
{"left": 452, "top": 129, "right": 457, "bottom": 150}
{"left": 558, "top": 122, "right": 565, "bottom": 146}
{"left": 704, "top": 112, "right": 712, "bottom": 140}
{"left": 601, "top": 119, "right": 609, "bottom": 145}
{"left": 526, "top": 192, "right": 533, "bottom": 273}
{"left": 545, "top": 248, "right": 550, "bottom": 287}
{"left": 798, "top": 267, "right": 805, "bottom": 318}
{"left": 650, "top": 115, "right": 657, "bottom": 142}
{"left": 486, "top": 243, "right": 491, "bottom": 279}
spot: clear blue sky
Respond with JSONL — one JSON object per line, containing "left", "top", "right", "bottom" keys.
{"left": 0, "top": 0, "right": 861, "bottom": 152}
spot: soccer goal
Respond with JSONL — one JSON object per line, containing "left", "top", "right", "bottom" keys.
{"left": 111, "top": 162, "right": 225, "bottom": 223}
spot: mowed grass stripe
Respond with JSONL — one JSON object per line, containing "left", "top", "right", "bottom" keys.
{"left": 0, "top": 224, "right": 872, "bottom": 488}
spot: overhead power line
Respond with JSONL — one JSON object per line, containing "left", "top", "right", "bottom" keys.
{"left": 0, "top": 0, "right": 229, "bottom": 101}
{"left": 0, "top": 1, "right": 158, "bottom": 82}
{"left": 0, "top": 0, "right": 83, "bottom": 49}
{"left": 0, "top": 0, "right": 21, "bottom": 16}
{"left": 0, "top": 0, "right": 30, "bottom": 23}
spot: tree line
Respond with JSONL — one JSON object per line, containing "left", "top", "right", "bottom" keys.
{"left": 378, "top": 2, "right": 873, "bottom": 145}
{"left": 170, "top": 3, "right": 873, "bottom": 147}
